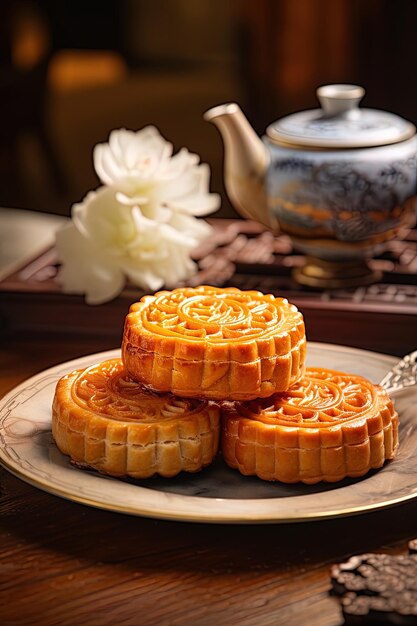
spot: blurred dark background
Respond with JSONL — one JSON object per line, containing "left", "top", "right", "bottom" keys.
{"left": 1, "top": 0, "right": 417, "bottom": 218}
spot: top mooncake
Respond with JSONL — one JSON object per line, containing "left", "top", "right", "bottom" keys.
{"left": 122, "top": 285, "right": 306, "bottom": 400}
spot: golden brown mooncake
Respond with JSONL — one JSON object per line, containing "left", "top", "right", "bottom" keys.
{"left": 221, "top": 368, "right": 399, "bottom": 484}
{"left": 52, "top": 358, "right": 220, "bottom": 478}
{"left": 122, "top": 285, "right": 306, "bottom": 401}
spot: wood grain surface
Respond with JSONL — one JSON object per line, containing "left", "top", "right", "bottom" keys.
{"left": 1, "top": 333, "right": 416, "bottom": 626}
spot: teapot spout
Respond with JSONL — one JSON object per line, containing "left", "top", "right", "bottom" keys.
{"left": 204, "top": 103, "right": 275, "bottom": 231}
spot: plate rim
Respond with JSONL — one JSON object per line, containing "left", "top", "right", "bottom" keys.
{"left": 1, "top": 342, "right": 412, "bottom": 524}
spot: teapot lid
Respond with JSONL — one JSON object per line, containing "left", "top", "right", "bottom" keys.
{"left": 266, "top": 84, "right": 416, "bottom": 148}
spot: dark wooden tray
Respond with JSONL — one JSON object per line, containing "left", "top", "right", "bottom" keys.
{"left": 1, "top": 219, "right": 416, "bottom": 355}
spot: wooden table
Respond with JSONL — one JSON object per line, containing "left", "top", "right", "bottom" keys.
{"left": 1, "top": 332, "right": 417, "bottom": 626}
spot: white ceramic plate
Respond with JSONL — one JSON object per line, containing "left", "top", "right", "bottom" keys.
{"left": 0, "top": 343, "right": 416, "bottom": 524}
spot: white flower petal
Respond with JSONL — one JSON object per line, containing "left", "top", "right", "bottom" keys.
{"left": 157, "top": 148, "right": 198, "bottom": 180}
{"left": 55, "top": 222, "right": 125, "bottom": 304}
{"left": 123, "top": 261, "right": 164, "bottom": 292}
{"left": 195, "top": 162, "right": 211, "bottom": 192}
{"left": 72, "top": 187, "right": 136, "bottom": 252}
{"left": 143, "top": 204, "right": 172, "bottom": 223}
{"left": 158, "top": 222, "right": 198, "bottom": 248}
{"left": 168, "top": 213, "right": 213, "bottom": 241}
{"left": 112, "top": 128, "right": 131, "bottom": 150}
{"left": 130, "top": 206, "right": 156, "bottom": 232}
{"left": 115, "top": 191, "right": 149, "bottom": 207}
{"left": 158, "top": 168, "right": 200, "bottom": 201}
{"left": 167, "top": 193, "right": 220, "bottom": 216}
{"left": 94, "top": 144, "right": 123, "bottom": 187}
{"left": 113, "top": 129, "right": 136, "bottom": 163}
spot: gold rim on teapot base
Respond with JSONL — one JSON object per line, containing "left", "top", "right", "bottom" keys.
{"left": 293, "top": 257, "right": 382, "bottom": 289}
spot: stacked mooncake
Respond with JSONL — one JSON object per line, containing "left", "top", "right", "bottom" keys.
{"left": 52, "top": 285, "right": 398, "bottom": 483}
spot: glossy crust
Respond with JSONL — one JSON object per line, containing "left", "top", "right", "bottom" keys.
{"left": 221, "top": 368, "right": 399, "bottom": 484}
{"left": 52, "top": 359, "right": 220, "bottom": 478}
{"left": 122, "top": 286, "right": 306, "bottom": 400}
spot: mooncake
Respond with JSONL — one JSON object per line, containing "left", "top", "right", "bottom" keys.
{"left": 52, "top": 358, "right": 220, "bottom": 478}
{"left": 122, "top": 285, "right": 306, "bottom": 400}
{"left": 221, "top": 368, "right": 398, "bottom": 484}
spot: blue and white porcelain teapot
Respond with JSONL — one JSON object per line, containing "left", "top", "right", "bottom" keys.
{"left": 204, "top": 85, "right": 417, "bottom": 287}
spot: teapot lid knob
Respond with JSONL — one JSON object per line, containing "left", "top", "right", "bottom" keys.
{"left": 317, "top": 84, "right": 365, "bottom": 116}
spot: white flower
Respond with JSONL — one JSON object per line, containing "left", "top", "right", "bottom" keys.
{"left": 93, "top": 127, "right": 220, "bottom": 220}
{"left": 56, "top": 126, "right": 219, "bottom": 304}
